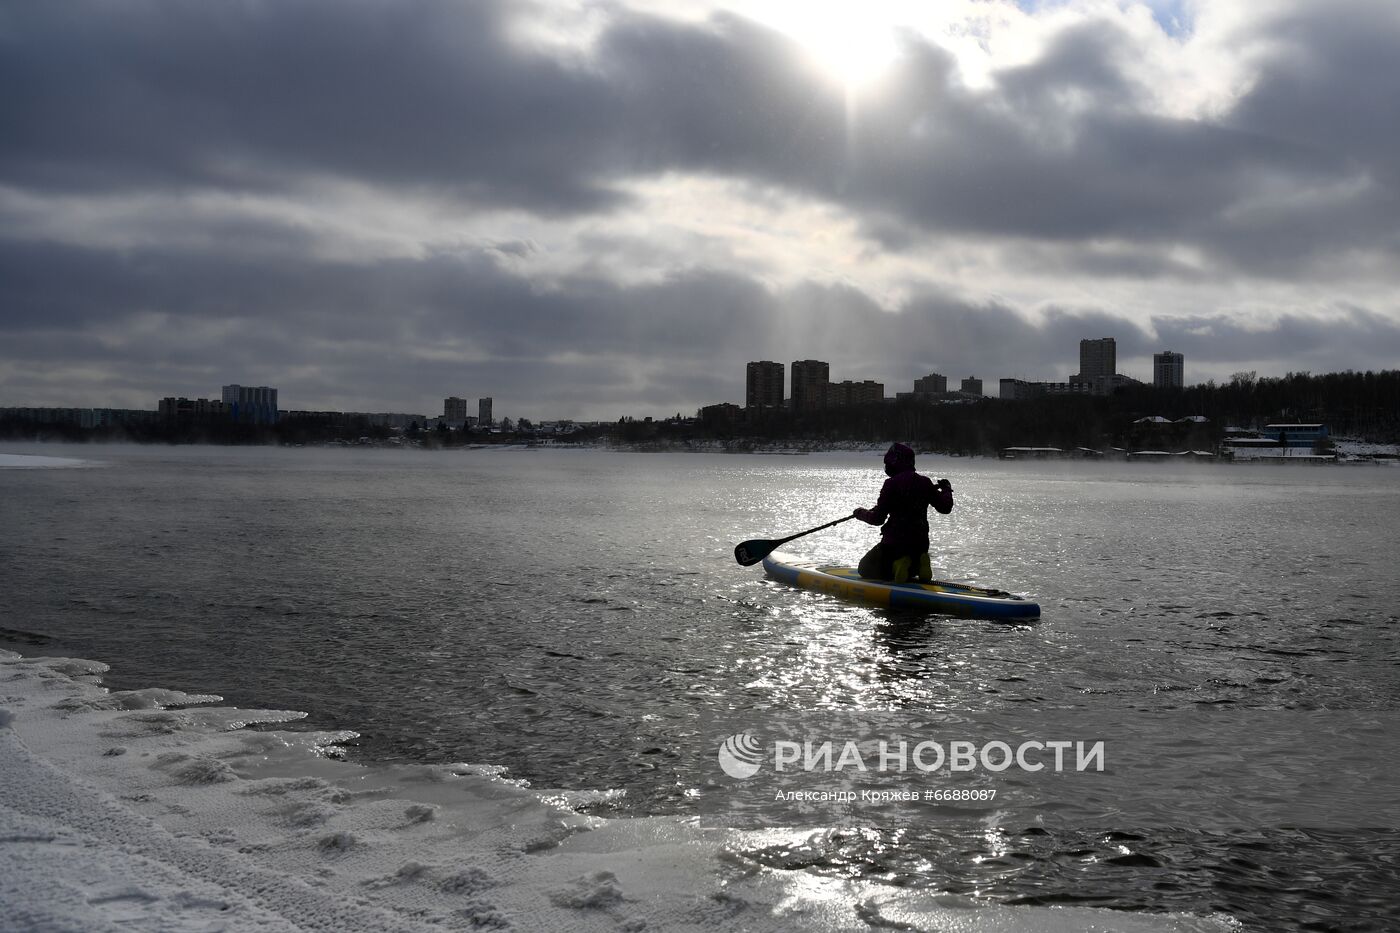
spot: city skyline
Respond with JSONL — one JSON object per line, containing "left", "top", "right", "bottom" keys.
{"left": 16, "top": 338, "right": 1395, "bottom": 427}
{"left": 5, "top": 1, "right": 1400, "bottom": 421}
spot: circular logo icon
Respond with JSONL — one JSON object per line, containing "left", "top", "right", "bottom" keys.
{"left": 717, "top": 731, "right": 764, "bottom": 779}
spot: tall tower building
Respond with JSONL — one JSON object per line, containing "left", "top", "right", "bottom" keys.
{"left": 746, "top": 361, "right": 784, "bottom": 410}
{"left": 790, "top": 360, "right": 829, "bottom": 411}
{"left": 961, "top": 376, "right": 983, "bottom": 396}
{"left": 1070, "top": 338, "right": 1117, "bottom": 396}
{"left": 444, "top": 397, "right": 468, "bottom": 425}
{"left": 478, "top": 397, "right": 493, "bottom": 428}
{"left": 1079, "top": 338, "right": 1116, "bottom": 381}
{"left": 1153, "top": 351, "right": 1184, "bottom": 388}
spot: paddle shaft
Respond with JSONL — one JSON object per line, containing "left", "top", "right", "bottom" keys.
{"left": 733, "top": 514, "right": 856, "bottom": 566}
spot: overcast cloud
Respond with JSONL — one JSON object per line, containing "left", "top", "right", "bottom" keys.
{"left": 3, "top": 0, "right": 1400, "bottom": 419}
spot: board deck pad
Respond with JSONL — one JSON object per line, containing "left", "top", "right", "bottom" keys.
{"left": 816, "top": 565, "right": 1014, "bottom": 598}
{"left": 762, "top": 555, "right": 1040, "bottom": 619}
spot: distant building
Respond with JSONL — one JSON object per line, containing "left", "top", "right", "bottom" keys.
{"left": 478, "top": 397, "right": 493, "bottom": 428}
{"left": 222, "top": 384, "right": 279, "bottom": 424}
{"left": 1070, "top": 338, "right": 1117, "bottom": 396}
{"left": 1153, "top": 351, "right": 1185, "bottom": 389}
{"left": 791, "top": 360, "right": 829, "bottom": 410}
{"left": 5, "top": 407, "right": 157, "bottom": 428}
{"left": 1079, "top": 338, "right": 1116, "bottom": 381}
{"left": 745, "top": 361, "right": 784, "bottom": 410}
{"left": 1040, "top": 382, "right": 1094, "bottom": 396}
{"left": 999, "top": 379, "right": 1041, "bottom": 400}
{"left": 700, "top": 402, "right": 742, "bottom": 425}
{"left": 827, "top": 380, "right": 884, "bottom": 407}
{"left": 161, "top": 397, "right": 230, "bottom": 421}
{"left": 1261, "top": 423, "right": 1329, "bottom": 447}
{"left": 960, "top": 376, "right": 983, "bottom": 396}
{"left": 368, "top": 412, "right": 430, "bottom": 430}
{"left": 912, "top": 372, "right": 947, "bottom": 397}
{"left": 443, "top": 397, "right": 468, "bottom": 425}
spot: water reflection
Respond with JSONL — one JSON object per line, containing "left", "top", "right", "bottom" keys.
{"left": 6, "top": 447, "right": 1400, "bottom": 931}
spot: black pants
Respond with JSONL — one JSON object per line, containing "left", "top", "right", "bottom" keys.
{"left": 858, "top": 542, "right": 896, "bottom": 580}
{"left": 859, "top": 542, "right": 929, "bottom": 581}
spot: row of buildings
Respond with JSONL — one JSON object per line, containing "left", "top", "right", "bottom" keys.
{"left": 1001, "top": 340, "right": 1184, "bottom": 400}
{"left": 160, "top": 387, "right": 502, "bottom": 430}
{"left": 156, "top": 387, "right": 508, "bottom": 431}
{"left": 2, "top": 385, "right": 433, "bottom": 432}
{"left": 442, "top": 396, "right": 493, "bottom": 429}
{"left": 743, "top": 360, "right": 985, "bottom": 413}
{"left": 734, "top": 340, "right": 1186, "bottom": 415}
{"left": 156, "top": 384, "right": 280, "bottom": 424}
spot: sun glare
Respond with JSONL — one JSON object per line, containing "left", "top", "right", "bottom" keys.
{"left": 748, "top": 1, "right": 902, "bottom": 90}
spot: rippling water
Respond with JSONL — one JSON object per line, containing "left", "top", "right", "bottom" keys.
{"left": 4, "top": 443, "right": 1398, "bottom": 930}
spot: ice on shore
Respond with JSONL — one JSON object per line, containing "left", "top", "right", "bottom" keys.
{"left": 0, "top": 649, "right": 1239, "bottom": 932}
{"left": 0, "top": 453, "right": 92, "bottom": 469}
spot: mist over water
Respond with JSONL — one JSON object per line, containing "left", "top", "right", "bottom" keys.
{"left": 3, "top": 444, "right": 1398, "bottom": 929}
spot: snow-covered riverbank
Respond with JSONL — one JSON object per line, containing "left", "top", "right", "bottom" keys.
{"left": 0, "top": 651, "right": 1237, "bottom": 932}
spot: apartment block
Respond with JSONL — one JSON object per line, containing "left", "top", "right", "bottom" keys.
{"left": 444, "top": 397, "right": 469, "bottom": 425}
{"left": 222, "top": 384, "right": 279, "bottom": 424}
{"left": 913, "top": 372, "right": 947, "bottom": 396}
{"left": 827, "top": 380, "right": 884, "bottom": 407}
{"left": 1153, "top": 351, "right": 1184, "bottom": 389}
{"left": 791, "top": 360, "right": 830, "bottom": 410}
{"left": 745, "top": 361, "right": 785, "bottom": 410}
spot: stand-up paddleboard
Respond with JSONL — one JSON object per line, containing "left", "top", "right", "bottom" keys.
{"left": 762, "top": 554, "right": 1040, "bottom": 619}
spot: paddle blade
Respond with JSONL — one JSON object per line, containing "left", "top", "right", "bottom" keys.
{"left": 733, "top": 539, "right": 777, "bottom": 566}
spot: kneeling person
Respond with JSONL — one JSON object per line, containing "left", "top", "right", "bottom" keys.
{"left": 853, "top": 443, "right": 953, "bottom": 582}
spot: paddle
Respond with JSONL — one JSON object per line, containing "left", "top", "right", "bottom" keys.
{"left": 733, "top": 514, "right": 856, "bottom": 566}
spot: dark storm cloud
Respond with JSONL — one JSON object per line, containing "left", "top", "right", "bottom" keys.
{"left": 1150, "top": 307, "right": 1400, "bottom": 373}
{"left": 4, "top": 0, "right": 1400, "bottom": 414}
{"left": 590, "top": 8, "right": 1400, "bottom": 275}
{"left": 1231, "top": 0, "right": 1400, "bottom": 179}
{"left": 6, "top": 223, "right": 1398, "bottom": 415}
{"left": 0, "top": 0, "right": 628, "bottom": 212}
{"left": 5, "top": 0, "right": 1399, "bottom": 265}
{"left": 0, "top": 226, "right": 1044, "bottom": 408}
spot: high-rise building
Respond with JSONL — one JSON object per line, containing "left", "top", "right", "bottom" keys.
{"left": 1079, "top": 338, "right": 1116, "bottom": 381}
{"left": 791, "top": 360, "right": 829, "bottom": 410}
{"left": 478, "top": 397, "right": 493, "bottom": 427}
{"left": 961, "top": 376, "right": 983, "bottom": 396}
{"left": 1069, "top": 338, "right": 1117, "bottom": 396}
{"left": 913, "top": 372, "right": 947, "bottom": 396}
{"left": 444, "top": 397, "right": 468, "bottom": 425}
{"left": 1153, "top": 351, "right": 1184, "bottom": 389}
{"left": 745, "top": 361, "right": 784, "bottom": 410}
{"left": 221, "top": 384, "right": 279, "bottom": 424}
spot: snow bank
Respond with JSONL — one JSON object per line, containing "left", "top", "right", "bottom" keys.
{"left": 0, "top": 650, "right": 1239, "bottom": 932}
{"left": 0, "top": 453, "right": 91, "bottom": 469}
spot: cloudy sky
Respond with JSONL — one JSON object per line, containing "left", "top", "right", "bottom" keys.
{"left": 4, "top": 0, "right": 1400, "bottom": 420}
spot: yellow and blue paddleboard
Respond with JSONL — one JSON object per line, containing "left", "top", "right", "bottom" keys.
{"left": 762, "top": 554, "right": 1040, "bottom": 619}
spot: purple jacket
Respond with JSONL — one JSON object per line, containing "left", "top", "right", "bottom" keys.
{"left": 855, "top": 464, "right": 951, "bottom": 557}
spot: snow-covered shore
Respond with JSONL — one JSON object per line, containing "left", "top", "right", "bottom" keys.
{"left": 0, "top": 652, "right": 1239, "bottom": 932}
{"left": 0, "top": 453, "right": 92, "bottom": 469}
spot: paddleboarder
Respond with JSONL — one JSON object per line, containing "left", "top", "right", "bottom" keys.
{"left": 853, "top": 443, "right": 953, "bottom": 583}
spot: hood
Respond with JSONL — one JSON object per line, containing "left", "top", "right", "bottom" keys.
{"left": 883, "top": 442, "right": 916, "bottom": 476}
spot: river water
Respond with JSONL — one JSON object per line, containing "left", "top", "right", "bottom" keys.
{"left": 3, "top": 443, "right": 1398, "bottom": 930}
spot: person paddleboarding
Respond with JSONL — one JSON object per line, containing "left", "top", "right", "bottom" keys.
{"left": 852, "top": 443, "right": 953, "bottom": 582}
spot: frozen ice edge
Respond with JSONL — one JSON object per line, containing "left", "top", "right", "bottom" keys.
{"left": 0, "top": 452, "right": 93, "bottom": 469}
{"left": 0, "top": 650, "right": 1240, "bottom": 932}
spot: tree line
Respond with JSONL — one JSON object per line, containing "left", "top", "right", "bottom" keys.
{"left": 681, "top": 369, "right": 1400, "bottom": 454}
{"left": 5, "top": 370, "right": 1397, "bottom": 452}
